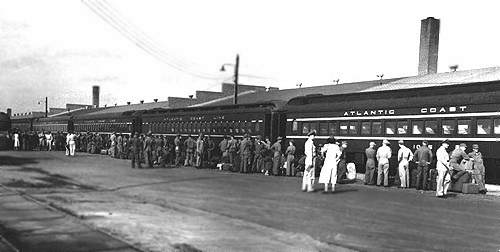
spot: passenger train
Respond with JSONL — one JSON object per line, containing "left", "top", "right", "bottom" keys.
{"left": 10, "top": 79, "right": 500, "bottom": 184}
{"left": 0, "top": 112, "right": 11, "bottom": 150}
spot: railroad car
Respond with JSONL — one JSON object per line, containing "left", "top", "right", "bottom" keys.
{"left": 32, "top": 116, "right": 73, "bottom": 133}
{"left": 285, "top": 80, "right": 500, "bottom": 185}
{"left": 140, "top": 103, "right": 285, "bottom": 142}
{"left": 72, "top": 110, "right": 139, "bottom": 135}
{"left": 0, "top": 112, "right": 11, "bottom": 150}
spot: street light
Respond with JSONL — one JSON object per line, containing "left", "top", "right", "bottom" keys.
{"left": 220, "top": 54, "right": 240, "bottom": 105}
{"left": 37, "top": 97, "right": 48, "bottom": 117}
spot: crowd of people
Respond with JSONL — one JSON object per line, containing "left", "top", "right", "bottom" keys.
{"left": 7, "top": 129, "right": 488, "bottom": 196}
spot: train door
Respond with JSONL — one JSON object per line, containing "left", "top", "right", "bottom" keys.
{"left": 264, "top": 113, "right": 271, "bottom": 139}
{"left": 67, "top": 119, "right": 74, "bottom": 133}
{"left": 132, "top": 116, "right": 142, "bottom": 134}
{"left": 270, "top": 111, "right": 286, "bottom": 141}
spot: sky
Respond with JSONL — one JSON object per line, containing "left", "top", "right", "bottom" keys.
{"left": 1, "top": 0, "right": 500, "bottom": 113}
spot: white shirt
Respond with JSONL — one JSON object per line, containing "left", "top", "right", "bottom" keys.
{"left": 436, "top": 146, "right": 450, "bottom": 171}
{"left": 304, "top": 138, "right": 315, "bottom": 158}
{"left": 376, "top": 145, "right": 392, "bottom": 165}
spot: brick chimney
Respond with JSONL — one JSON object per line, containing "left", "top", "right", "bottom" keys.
{"left": 92, "top": 85, "right": 100, "bottom": 107}
{"left": 418, "top": 17, "right": 440, "bottom": 75}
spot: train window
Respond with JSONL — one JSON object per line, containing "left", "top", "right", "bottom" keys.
{"left": 349, "top": 122, "right": 358, "bottom": 135}
{"left": 385, "top": 121, "right": 396, "bottom": 135}
{"left": 339, "top": 122, "right": 348, "bottom": 135}
{"left": 292, "top": 121, "right": 298, "bottom": 133}
{"left": 425, "top": 120, "right": 437, "bottom": 134}
{"left": 397, "top": 121, "right": 408, "bottom": 135}
{"left": 477, "top": 119, "right": 492, "bottom": 134}
{"left": 328, "top": 122, "right": 338, "bottom": 135}
{"left": 372, "top": 121, "right": 382, "bottom": 135}
{"left": 310, "top": 122, "right": 318, "bottom": 134}
{"left": 361, "top": 122, "right": 371, "bottom": 135}
{"left": 457, "top": 119, "right": 471, "bottom": 135}
{"left": 442, "top": 120, "right": 456, "bottom": 135}
{"left": 412, "top": 121, "right": 423, "bottom": 135}
{"left": 255, "top": 122, "right": 260, "bottom": 133}
{"left": 494, "top": 119, "right": 500, "bottom": 134}
{"left": 302, "top": 122, "right": 310, "bottom": 135}
{"left": 319, "top": 122, "right": 328, "bottom": 135}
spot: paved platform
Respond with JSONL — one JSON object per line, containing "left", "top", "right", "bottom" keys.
{"left": 0, "top": 186, "right": 140, "bottom": 252}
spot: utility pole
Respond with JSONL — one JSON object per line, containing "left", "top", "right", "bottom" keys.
{"left": 233, "top": 54, "right": 239, "bottom": 105}
{"left": 45, "top": 97, "right": 48, "bottom": 117}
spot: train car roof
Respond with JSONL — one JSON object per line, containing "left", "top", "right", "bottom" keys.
{"left": 286, "top": 66, "right": 500, "bottom": 106}
{"left": 361, "top": 66, "right": 500, "bottom": 93}
{"left": 141, "top": 102, "right": 278, "bottom": 116}
{"left": 195, "top": 78, "right": 402, "bottom": 107}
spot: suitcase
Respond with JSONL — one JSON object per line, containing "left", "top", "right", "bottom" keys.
{"left": 462, "top": 183, "right": 480, "bottom": 194}
{"left": 450, "top": 172, "right": 471, "bottom": 192}
{"left": 100, "top": 149, "right": 108, "bottom": 155}
{"left": 221, "top": 163, "right": 232, "bottom": 171}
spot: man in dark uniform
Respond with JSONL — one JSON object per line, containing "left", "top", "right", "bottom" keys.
{"left": 184, "top": 135, "right": 196, "bottom": 166}
{"left": 450, "top": 143, "right": 470, "bottom": 180}
{"left": 413, "top": 140, "right": 433, "bottom": 190}
{"left": 364, "top": 142, "right": 377, "bottom": 185}
{"left": 130, "top": 132, "right": 142, "bottom": 169}
{"left": 205, "top": 135, "right": 215, "bottom": 167}
{"left": 271, "top": 137, "right": 283, "bottom": 175}
{"left": 174, "top": 134, "right": 182, "bottom": 166}
{"left": 227, "top": 135, "right": 238, "bottom": 168}
{"left": 252, "top": 135, "right": 264, "bottom": 173}
{"left": 468, "top": 144, "right": 487, "bottom": 194}
{"left": 240, "top": 134, "right": 252, "bottom": 173}
{"left": 143, "top": 131, "right": 153, "bottom": 168}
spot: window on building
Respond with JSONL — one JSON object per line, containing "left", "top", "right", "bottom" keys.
{"left": 361, "top": 122, "right": 371, "bottom": 135}
{"left": 442, "top": 120, "right": 456, "bottom": 135}
{"left": 328, "top": 122, "right": 338, "bottom": 135}
{"left": 476, "top": 119, "right": 491, "bottom": 134}
{"left": 339, "top": 122, "right": 348, "bottom": 135}
{"left": 302, "top": 122, "right": 310, "bottom": 135}
{"left": 397, "top": 121, "right": 408, "bottom": 135}
{"left": 412, "top": 121, "right": 423, "bottom": 135}
{"left": 372, "top": 121, "right": 382, "bottom": 135}
{"left": 292, "top": 121, "right": 298, "bottom": 133}
{"left": 458, "top": 119, "right": 471, "bottom": 135}
{"left": 385, "top": 121, "right": 396, "bottom": 135}
{"left": 425, "top": 120, "right": 437, "bottom": 134}
{"left": 494, "top": 119, "right": 500, "bottom": 134}
{"left": 319, "top": 122, "right": 328, "bottom": 135}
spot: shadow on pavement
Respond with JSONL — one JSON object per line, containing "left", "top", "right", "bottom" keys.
{"left": 0, "top": 156, "right": 41, "bottom": 166}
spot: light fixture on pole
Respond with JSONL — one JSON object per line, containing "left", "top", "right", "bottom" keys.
{"left": 37, "top": 97, "right": 48, "bottom": 117}
{"left": 220, "top": 54, "right": 240, "bottom": 105}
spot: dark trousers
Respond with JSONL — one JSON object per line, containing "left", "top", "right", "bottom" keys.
{"left": 253, "top": 154, "right": 263, "bottom": 173}
{"left": 144, "top": 150, "right": 153, "bottom": 168}
{"left": 272, "top": 155, "right": 281, "bottom": 175}
{"left": 131, "top": 152, "right": 142, "bottom": 168}
{"left": 175, "top": 151, "right": 182, "bottom": 166}
{"left": 241, "top": 154, "right": 251, "bottom": 173}
{"left": 416, "top": 164, "right": 430, "bottom": 190}
{"left": 365, "top": 166, "right": 376, "bottom": 185}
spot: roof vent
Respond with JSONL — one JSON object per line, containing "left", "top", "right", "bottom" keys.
{"left": 154, "top": 99, "right": 158, "bottom": 102}
{"left": 114, "top": 103, "right": 117, "bottom": 106}
{"left": 140, "top": 100, "right": 144, "bottom": 104}
{"left": 449, "top": 64, "right": 458, "bottom": 72}
{"left": 127, "top": 102, "right": 131, "bottom": 105}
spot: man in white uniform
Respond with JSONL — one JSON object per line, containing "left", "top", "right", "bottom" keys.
{"left": 45, "top": 131, "right": 53, "bottom": 151}
{"left": 66, "top": 132, "right": 76, "bottom": 156}
{"left": 397, "top": 140, "right": 414, "bottom": 188}
{"left": 376, "top": 139, "right": 392, "bottom": 187}
{"left": 436, "top": 139, "right": 451, "bottom": 197}
{"left": 302, "top": 130, "right": 316, "bottom": 192}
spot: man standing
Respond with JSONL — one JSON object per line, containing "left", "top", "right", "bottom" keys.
{"left": 413, "top": 140, "right": 433, "bottom": 190}
{"left": 219, "top": 135, "right": 229, "bottom": 163}
{"left": 184, "top": 135, "right": 196, "bottom": 166}
{"left": 436, "top": 140, "right": 451, "bottom": 197}
{"left": 240, "top": 134, "right": 252, "bottom": 173}
{"left": 397, "top": 140, "right": 414, "bottom": 188}
{"left": 227, "top": 135, "right": 238, "bottom": 168}
{"left": 174, "top": 134, "right": 182, "bottom": 166}
{"left": 195, "top": 134, "right": 204, "bottom": 168}
{"left": 45, "top": 131, "right": 53, "bottom": 151}
{"left": 468, "top": 144, "right": 487, "bottom": 194}
{"left": 376, "top": 139, "right": 392, "bottom": 187}
{"left": 252, "top": 135, "right": 264, "bottom": 173}
{"left": 110, "top": 132, "right": 117, "bottom": 158}
{"left": 364, "top": 142, "right": 377, "bottom": 185}
{"left": 302, "top": 131, "right": 316, "bottom": 192}
{"left": 130, "top": 132, "right": 142, "bottom": 169}
{"left": 143, "top": 131, "right": 153, "bottom": 168}
{"left": 337, "top": 141, "right": 348, "bottom": 182}
{"left": 271, "top": 137, "right": 283, "bottom": 175}
{"left": 285, "top": 140, "right": 296, "bottom": 176}
{"left": 66, "top": 131, "right": 76, "bottom": 156}
{"left": 116, "top": 133, "right": 123, "bottom": 159}
{"left": 205, "top": 135, "right": 215, "bottom": 166}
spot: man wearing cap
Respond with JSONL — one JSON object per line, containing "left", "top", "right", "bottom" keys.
{"left": 468, "top": 144, "right": 487, "bottom": 194}
{"left": 252, "top": 135, "right": 264, "bottom": 173}
{"left": 130, "top": 132, "right": 142, "bottom": 169}
{"left": 184, "top": 135, "right": 196, "bottom": 166}
{"left": 413, "top": 140, "right": 433, "bottom": 190}
{"left": 365, "top": 142, "right": 377, "bottom": 185}
{"left": 450, "top": 143, "right": 470, "bottom": 175}
{"left": 240, "top": 134, "right": 252, "bottom": 173}
{"left": 397, "top": 140, "right": 414, "bottom": 188}
{"left": 174, "top": 134, "right": 182, "bottom": 166}
{"left": 376, "top": 139, "right": 392, "bottom": 187}
{"left": 436, "top": 140, "right": 451, "bottom": 197}
{"left": 143, "top": 131, "right": 154, "bottom": 168}
{"left": 302, "top": 131, "right": 316, "bottom": 192}
{"left": 271, "top": 136, "right": 283, "bottom": 175}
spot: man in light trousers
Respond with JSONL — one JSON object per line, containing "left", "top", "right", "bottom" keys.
{"left": 376, "top": 139, "right": 392, "bottom": 187}
{"left": 436, "top": 139, "right": 451, "bottom": 197}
